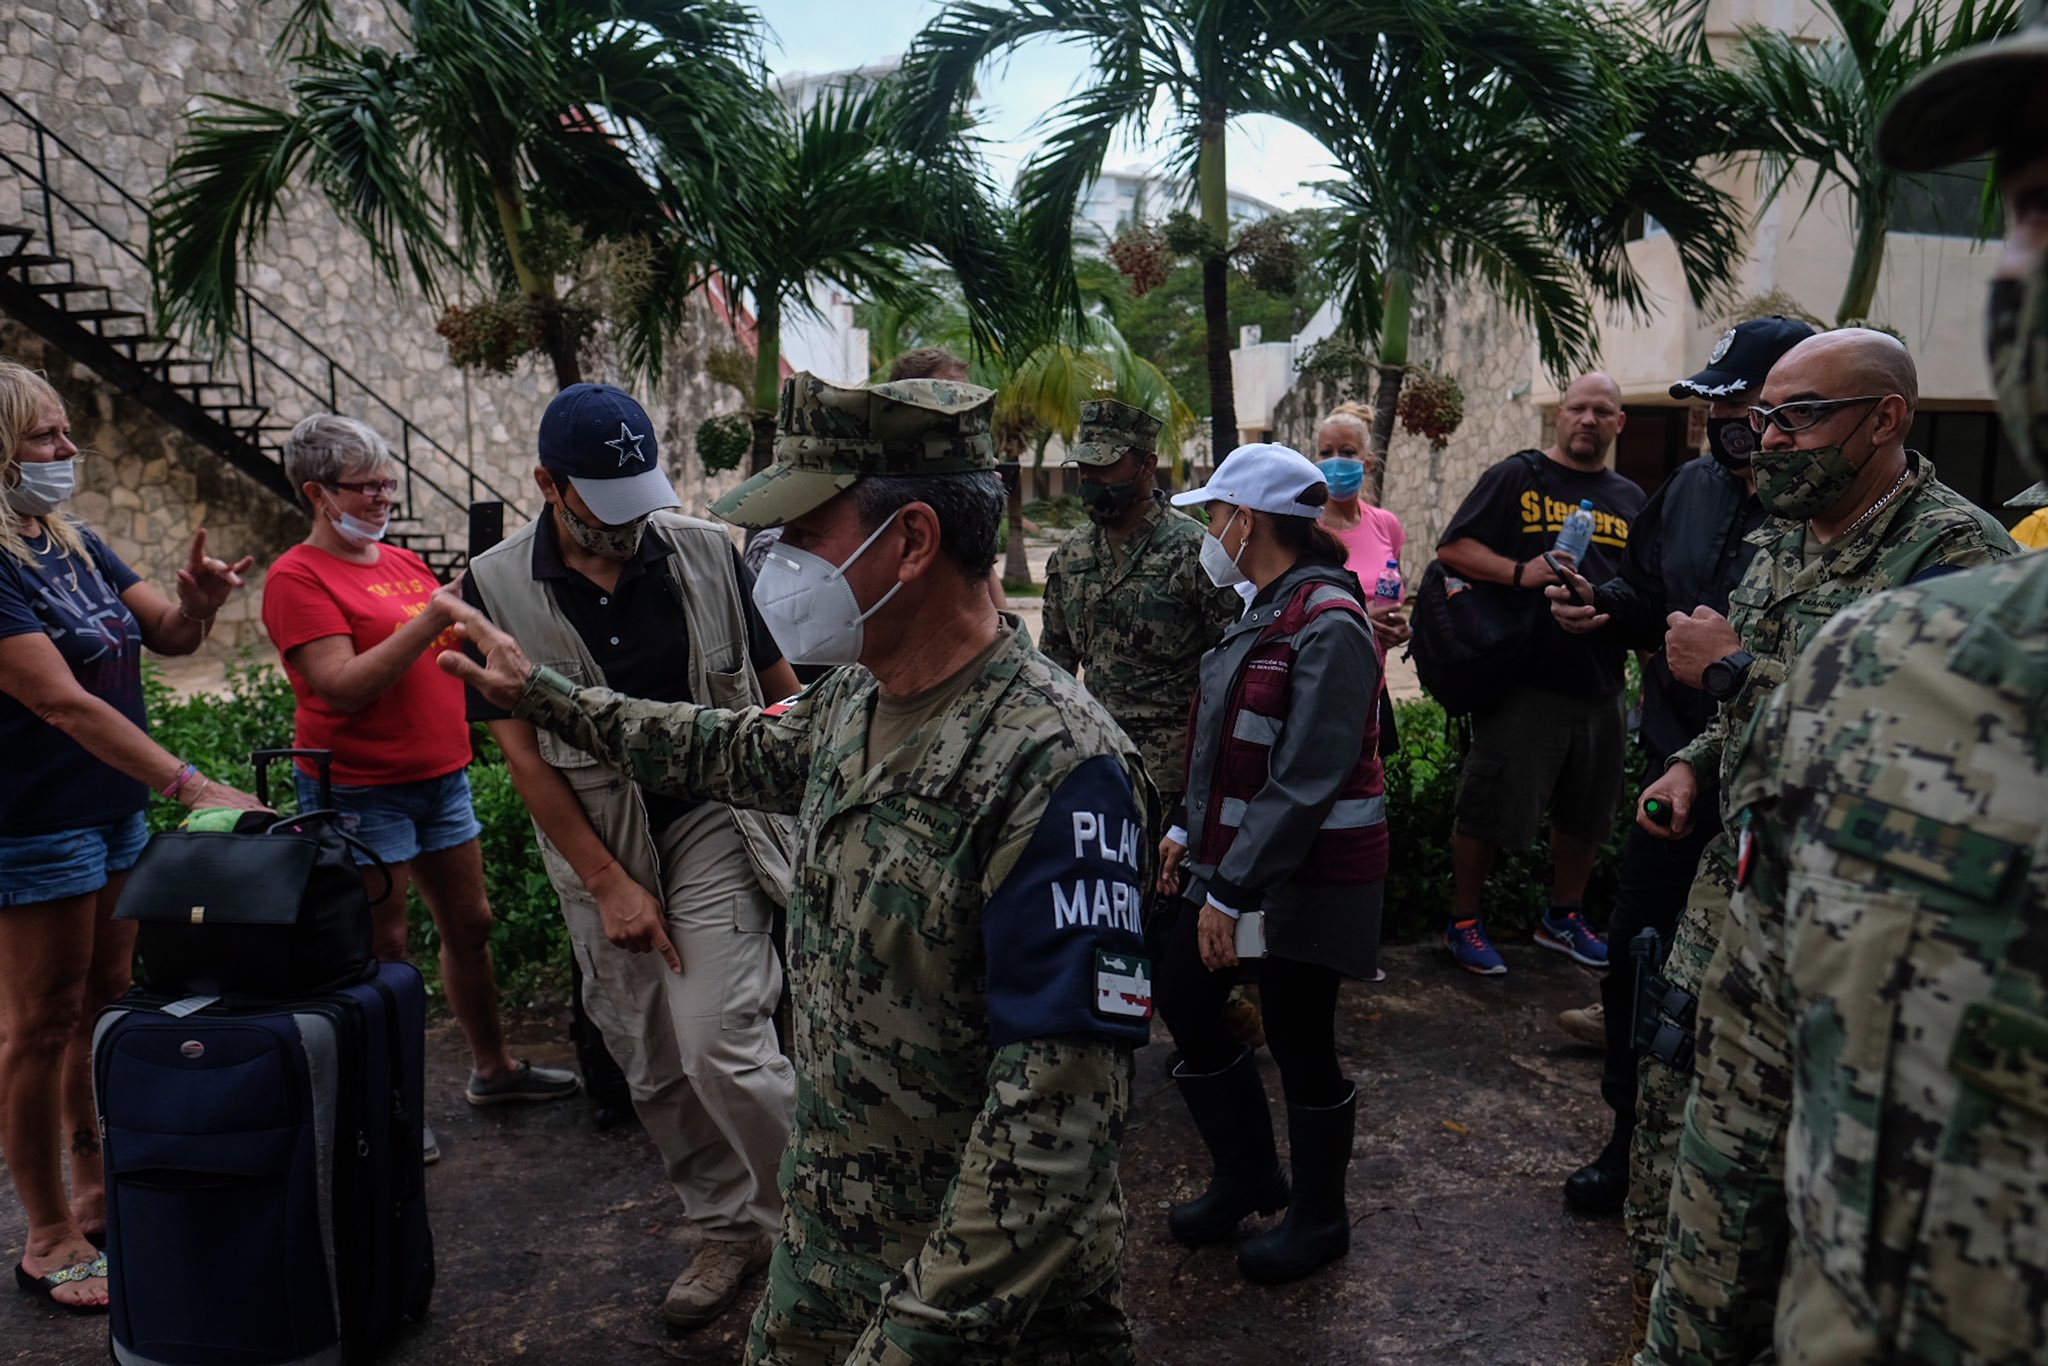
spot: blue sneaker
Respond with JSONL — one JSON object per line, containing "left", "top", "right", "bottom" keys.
{"left": 1535, "top": 905, "right": 1608, "bottom": 968}
{"left": 1445, "top": 919, "right": 1507, "bottom": 975}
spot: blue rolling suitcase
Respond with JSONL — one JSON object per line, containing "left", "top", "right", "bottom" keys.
{"left": 93, "top": 962, "right": 435, "bottom": 1365}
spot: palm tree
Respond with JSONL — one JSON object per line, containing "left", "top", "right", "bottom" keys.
{"left": 151, "top": 0, "right": 762, "bottom": 389}
{"left": 697, "top": 75, "right": 1030, "bottom": 472}
{"left": 895, "top": 0, "right": 1640, "bottom": 454}
{"left": 866, "top": 266, "right": 1196, "bottom": 585}
{"left": 1294, "top": 19, "right": 1755, "bottom": 488}
{"left": 1703, "top": 0, "right": 2020, "bottom": 324}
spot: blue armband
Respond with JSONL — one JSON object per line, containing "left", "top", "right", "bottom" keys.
{"left": 983, "top": 755, "right": 1154, "bottom": 1047}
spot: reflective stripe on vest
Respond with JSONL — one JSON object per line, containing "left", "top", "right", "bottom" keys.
{"left": 1218, "top": 794, "right": 1387, "bottom": 830}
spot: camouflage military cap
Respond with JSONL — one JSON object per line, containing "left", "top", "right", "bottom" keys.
{"left": 1880, "top": 0, "right": 2048, "bottom": 170}
{"left": 1066, "top": 398, "right": 1164, "bottom": 467}
{"left": 711, "top": 372, "right": 998, "bottom": 529}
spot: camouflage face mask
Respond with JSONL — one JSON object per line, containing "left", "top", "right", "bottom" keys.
{"left": 1750, "top": 405, "right": 1880, "bottom": 520}
{"left": 556, "top": 498, "right": 648, "bottom": 560}
{"left": 1987, "top": 247, "right": 2048, "bottom": 484}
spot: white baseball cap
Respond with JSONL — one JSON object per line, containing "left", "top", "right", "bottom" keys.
{"left": 1171, "top": 442, "right": 1327, "bottom": 518}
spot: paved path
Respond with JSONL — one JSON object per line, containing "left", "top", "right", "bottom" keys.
{"left": 4, "top": 943, "right": 1626, "bottom": 1365}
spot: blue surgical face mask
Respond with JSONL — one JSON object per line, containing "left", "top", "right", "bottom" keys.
{"left": 5, "top": 457, "right": 76, "bottom": 516}
{"left": 1318, "top": 457, "right": 1365, "bottom": 499}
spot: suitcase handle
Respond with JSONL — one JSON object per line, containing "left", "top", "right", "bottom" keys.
{"left": 252, "top": 749, "right": 334, "bottom": 811}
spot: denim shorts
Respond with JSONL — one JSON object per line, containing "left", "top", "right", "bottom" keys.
{"left": 0, "top": 810, "right": 151, "bottom": 907}
{"left": 295, "top": 768, "right": 483, "bottom": 866}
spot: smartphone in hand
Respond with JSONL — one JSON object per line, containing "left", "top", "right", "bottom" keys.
{"left": 1542, "top": 552, "right": 1588, "bottom": 606}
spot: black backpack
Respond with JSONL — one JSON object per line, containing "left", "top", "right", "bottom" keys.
{"left": 1406, "top": 451, "right": 1548, "bottom": 717}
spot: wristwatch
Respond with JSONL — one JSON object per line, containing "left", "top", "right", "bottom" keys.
{"left": 1701, "top": 650, "right": 1755, "bottom": 702}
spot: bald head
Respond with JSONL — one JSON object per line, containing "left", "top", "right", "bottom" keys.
{"left": 1564, "top": 372, "right": 1622, "bottom": 406}
{"left": 1765, "top": 328, "right": 1917, "bottom": 412}
{"left": 1554, "top": 372, "right": 1626, "bottom": 468}
{"left": 1758, "top": 328, "right": 1918, "bottom": 459}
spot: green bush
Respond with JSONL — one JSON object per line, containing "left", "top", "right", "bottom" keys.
{"left": 1022, "top": 494, "right": 1087, "bottom": 530}
{"left": 142, "top": 660, "right": 570, "bottom": 1007}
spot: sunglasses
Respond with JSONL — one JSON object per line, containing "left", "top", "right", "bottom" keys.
{"left": 1746, "top": 395, "right": 1887, "bottom": 435}
{"left": 329, "top": 478, "right": 399, "bottom": 497}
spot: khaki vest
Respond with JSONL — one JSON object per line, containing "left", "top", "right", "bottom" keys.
{"left": 468, "top": 511, "right": 793, "bottom": 904}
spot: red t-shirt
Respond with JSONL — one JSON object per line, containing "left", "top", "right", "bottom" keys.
{"left": 261, "top": 543, "right": 470, "bottom": 786}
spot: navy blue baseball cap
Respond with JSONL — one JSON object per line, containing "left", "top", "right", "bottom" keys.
{"left": 537, "top": 383, "right": 678, "bottom": 525}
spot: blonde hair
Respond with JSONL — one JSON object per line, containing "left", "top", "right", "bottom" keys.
{"left": 0, "top": 358, "right": 87, "bottom": 565}
{"left": 1315, "top": 410, "right": 1373, "bottom": 452}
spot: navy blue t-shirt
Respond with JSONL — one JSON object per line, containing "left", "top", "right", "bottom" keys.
{"left": 0, "top": 525, "right": 147, "bottom": 834}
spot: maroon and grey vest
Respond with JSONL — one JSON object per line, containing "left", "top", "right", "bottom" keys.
{"left": 1187, "top": 579, "right": 1388, "bottom": 885}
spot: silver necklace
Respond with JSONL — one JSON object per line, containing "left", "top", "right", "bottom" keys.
{"left": 1840, "top": 464, "right": 1912, "bottom": 542}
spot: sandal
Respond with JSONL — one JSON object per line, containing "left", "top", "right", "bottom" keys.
{"left": 14, "top": 1253, "right": 110, "bottom": 1315}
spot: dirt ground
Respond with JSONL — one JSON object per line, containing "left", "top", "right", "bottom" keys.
{"left": 3, "top": 942, "right": 1627, "bottom": 1366}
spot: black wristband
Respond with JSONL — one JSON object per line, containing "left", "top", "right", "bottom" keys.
{"left": 1512, "top": 559, "right": 1526, "bottom": 588}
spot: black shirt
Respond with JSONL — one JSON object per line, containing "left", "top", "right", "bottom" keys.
{"left": 1437, "top": 450, "right": 1647, "bottom": 697}
{"left": 1592, "top": 456, "right": 1767, "bottom": 761}
{"left": 462, "top": 513, "right": 783, "bottom": 830}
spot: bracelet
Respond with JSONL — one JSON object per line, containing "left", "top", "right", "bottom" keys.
{"left": 577, "top": 856, "right": 618, "bottom": 886}
{"left": 160, "top": 762, "right": 198, "bottom": 800}
{"left": 1511, "top": 560, "right": 1526, "bottom": 588}
{"left": 177, "top": 602, "right": 216, "bottom": 627}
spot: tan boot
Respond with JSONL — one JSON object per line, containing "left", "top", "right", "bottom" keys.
{"left": 662, "top": 1233, "right": 773, "bottom": 1331}
{"left": 1557, "top": 1001, "right": 1605, "bottom": 1046}
{"left": 1616, "top": 1269, "right": 1654, "bottom": 1364}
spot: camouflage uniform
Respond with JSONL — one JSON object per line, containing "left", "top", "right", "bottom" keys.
{"left": 1637, "top": 6, "right": 2048, "bottom": 1356}
{"left": 1624, "top": 455, "right": 2019, "bottom": 1288}
{"left": 514, "top": 374, "right": 1158, "bottom": 1366}
{"left": 1640, "top": 547, "right": 2048, "bottom": 1363}
{"left": 1041, "top": 400, "right": 1241, "bottom": 812}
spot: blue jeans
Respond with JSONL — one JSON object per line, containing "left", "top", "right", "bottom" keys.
{"left": 0, "top": 810, "right": 151, "bottom": 906}
{"left": 295, "top": 768, "right": 482, "bottom": 865}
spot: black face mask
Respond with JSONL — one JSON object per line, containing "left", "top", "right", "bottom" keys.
{"left": 1707, "top": 416, "right": 1757, "bottom": 469}
{"left": 1078, "top": 478, "right": 1143, "bottom": 525}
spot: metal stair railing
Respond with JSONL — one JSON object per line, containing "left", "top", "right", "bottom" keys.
{"left": 0, "top": 90, "right": 529, "bottom": 568}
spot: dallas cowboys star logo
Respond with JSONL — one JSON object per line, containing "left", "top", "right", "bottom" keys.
{"left": 605, "top": 422, "right": 648, "bottom": 467}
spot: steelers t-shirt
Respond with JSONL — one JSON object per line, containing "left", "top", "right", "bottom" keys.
{"left": 1438, "top": 451, "right": 1647, "bottom": 697}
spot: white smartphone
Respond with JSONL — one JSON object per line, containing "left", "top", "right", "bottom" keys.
{"left": 1234, "top": 911, "right": 1267, "bottom": 959}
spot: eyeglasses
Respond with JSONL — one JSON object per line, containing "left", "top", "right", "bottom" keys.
{"left": 329, "top": 478, "right": 399, "bottom": 497}
{"left": 1746, "top": 396, "right": 1887, "bottom": 435}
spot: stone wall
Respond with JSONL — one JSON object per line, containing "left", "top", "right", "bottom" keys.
{"left": 2, "top": 318, "right": 309, "bottom": 650}
{"left": 1, "top": 0, "right": 742, "bottom": 655}
{"left": 1272, "top": 283, "right": 1545, "bottom": 578}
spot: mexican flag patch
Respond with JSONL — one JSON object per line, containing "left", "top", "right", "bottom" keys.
{"left": 1095, "top": 950, "right": 1153, "bottom": 1020}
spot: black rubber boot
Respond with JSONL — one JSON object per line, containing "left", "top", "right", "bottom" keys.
{"left": 1167, "top": 1048, "right": 1289, "bottom": 1245}
{"left": 1564, "top": 1120, "right": 1631, "bottom": 1217}
{"left": 1237, "top": 1086, "right": 1356, "bottom": 1284}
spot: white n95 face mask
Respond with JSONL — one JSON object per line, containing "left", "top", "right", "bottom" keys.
{"left": 1199, "top": 506, "right": 1249, "bottom": 587}
{"left": 751, "top": 510, "right": 904, "bottom": 666}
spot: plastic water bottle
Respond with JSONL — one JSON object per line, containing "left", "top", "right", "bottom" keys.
{"left": 1373, "top": 558, "right": 1403, "bottom": 602}
{"left": 1554, "top": 499, "right": 1596, "bottom": 563}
